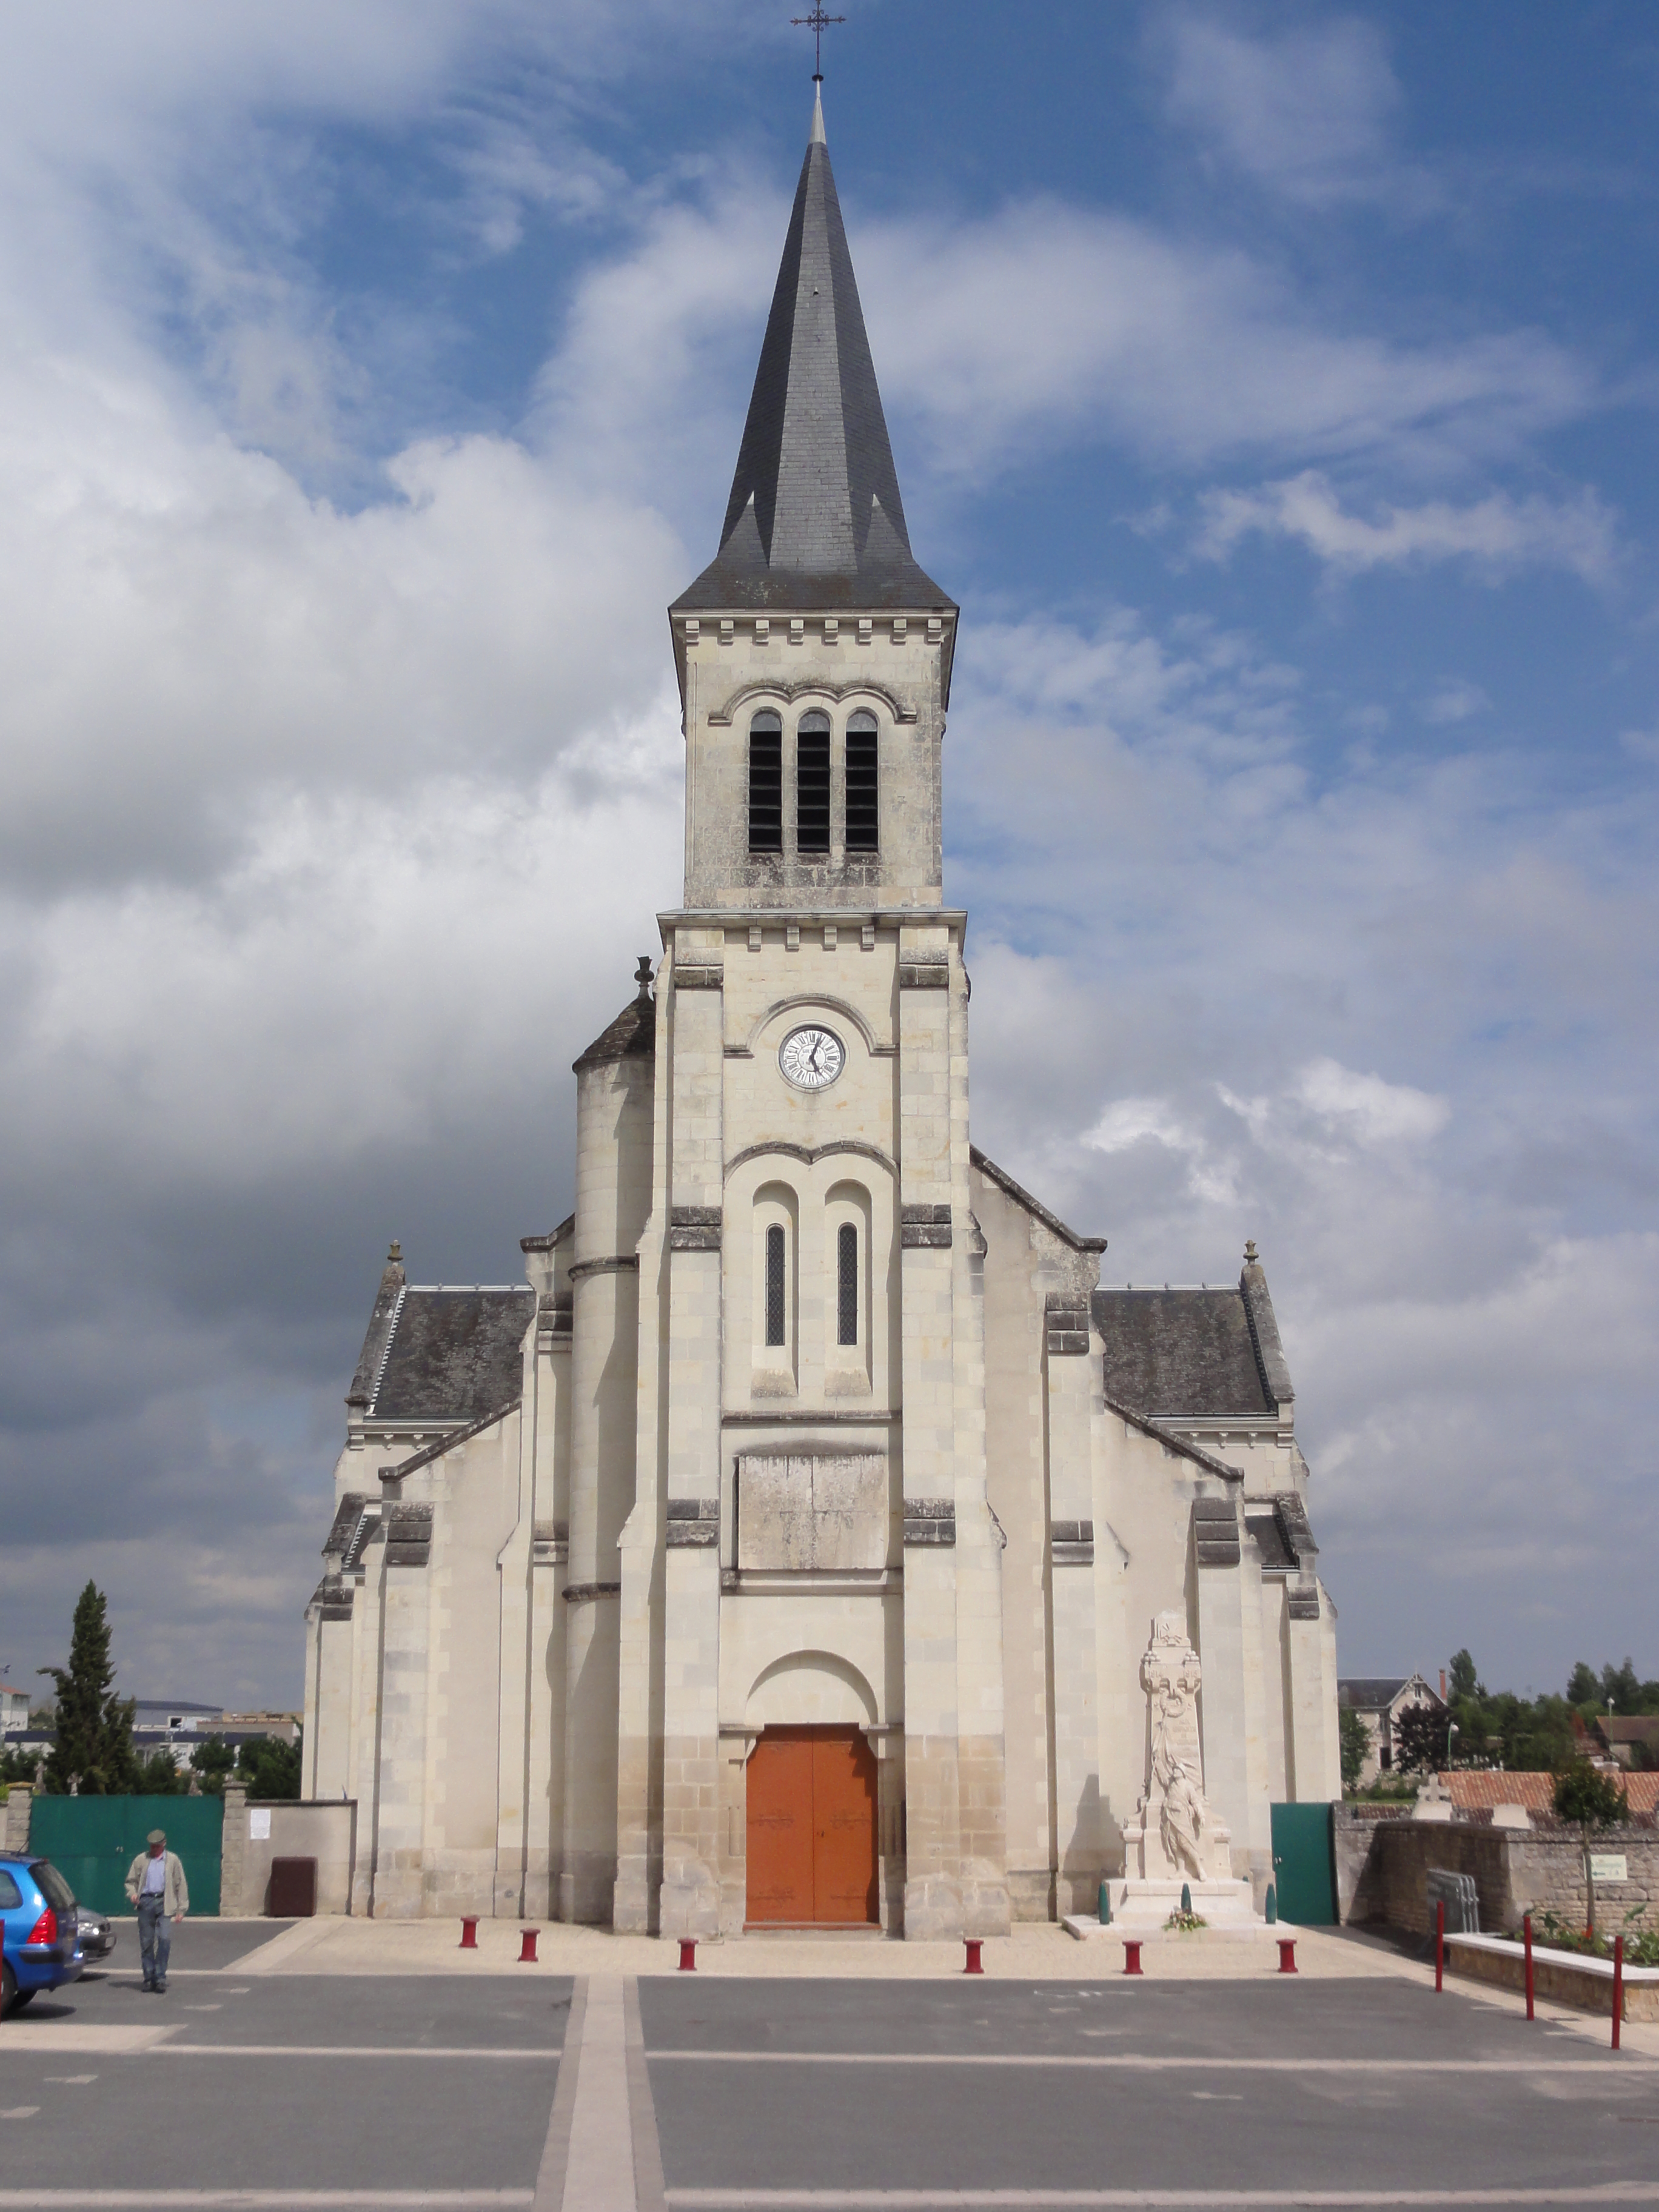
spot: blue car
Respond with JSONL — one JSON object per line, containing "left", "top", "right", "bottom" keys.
{"left": 1, "top": 1853, "right": 84, "bottom": 2015}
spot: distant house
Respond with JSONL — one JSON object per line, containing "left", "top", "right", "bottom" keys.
{"left": 1338, "top": 1674, "right": 1447, "bottom": 1785}
{"left": 0, "top": 1677, "right": 29, "bottom": 1735}
{"left": 1592, "top": 1715, "right": 1659, "bottom": 1771}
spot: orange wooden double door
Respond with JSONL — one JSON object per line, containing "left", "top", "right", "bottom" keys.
{"left": 745, "top": 1724, "right": 879, "bottom": 1926}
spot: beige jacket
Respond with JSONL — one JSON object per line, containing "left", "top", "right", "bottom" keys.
{"left": 125, "top": 1849, "right": 189, "bottom": 1915}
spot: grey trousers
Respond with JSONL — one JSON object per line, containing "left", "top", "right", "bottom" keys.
{"left": 136, "top": 1895, "right": 171, "bottom": 1985}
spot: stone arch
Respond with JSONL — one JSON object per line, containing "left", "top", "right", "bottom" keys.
{"left": 746, "top": 1650, "right": 878, "bottom": 1729}
{"left": 743, "top": 993, "right": 886, "bottom": 1059}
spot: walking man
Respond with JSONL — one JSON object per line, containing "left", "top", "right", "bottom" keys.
{"left": 124, "top": 1828, "right": 188, "bottom": 1993}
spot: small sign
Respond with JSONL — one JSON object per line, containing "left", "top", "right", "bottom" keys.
{"left": 1589, "top": 1853, "right": 1627, "bottom": 1884}
{"left": 249, "top": 1808, "right": 272, "bottom": 1841}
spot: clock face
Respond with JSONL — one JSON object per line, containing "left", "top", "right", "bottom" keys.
{"left": 779, "top": 1024, "right": 846, "bottom": 1093}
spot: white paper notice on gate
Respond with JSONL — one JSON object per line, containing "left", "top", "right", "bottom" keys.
{"left": 249, "top": 1808, "right": 272, "bottom": 1840}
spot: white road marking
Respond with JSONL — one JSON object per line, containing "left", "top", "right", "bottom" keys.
{"left": 149, "top": 2045, "right": 556, "bottom": 2060}
{"left": 184, "top": 2005, "right": 223, "bottom": 2013}
{"left": 659, "top": 2192, "right": 1659, "bottom": 2209}
{"left": 42, "top": 2077, "right": 96, "bottom": 2086}
{"left": 648, "top": 2051, "right": 1656, "bottom": 2074}
{"left": 557, "top": 1977, "right": 635, "bottom": 2212}
{"left": 0, "top": 2110, "right": 40, "bottom": 2120}
{"left": 0, "top": 2196, "right": 532, "bottom": 2208}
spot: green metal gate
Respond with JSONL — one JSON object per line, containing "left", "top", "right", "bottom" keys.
{"left": 1270, "top": 1801, "right": 1337, "bottom": 1925}
{"left": 27, "top": 1795, "right": 223, "bottom": 1918}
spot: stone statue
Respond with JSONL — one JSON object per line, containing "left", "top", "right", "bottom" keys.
{"left": 1125, "top": 1610, "right": 1229, "bottom": 1884}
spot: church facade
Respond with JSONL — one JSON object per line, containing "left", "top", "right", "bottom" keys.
{"left": 301, "top": 89, "right": 1341, "bottom": 1937}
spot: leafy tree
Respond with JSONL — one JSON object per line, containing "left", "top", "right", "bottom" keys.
{"left": 1339, "top": 1707, "right": 1371, "bottom": 1792}
{"left": 1449, "top": 1649, "right": 1484, "bottom": 1701}
{"left": 1393, "top": 1703, "right": 1450, "bottom": 1775}
{"left": 38, "top": 1582, "right": 137, "bottom": 1794}
{"left": 1567, "top": 1661, "right": 1598, "bottom": 1707}
{"left": 190, "top": 1735, "right": 237, "bottom": 1795}
{"left": 1600, "top": 1657, "right": 1643, "bottom": 1712}
{"left": 134, "top": 1749, "right": 190, "bottom": 1795}
{"left": 236, "top": 1733, "right": 301, "bottom": 1800}
{"left": 1552, "top": 1763, "right": 1627, "bottom": 1827}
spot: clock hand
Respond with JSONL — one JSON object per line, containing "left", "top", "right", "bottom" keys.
{"left": 808, "top": 1038, "right": 821, "bottom": 1074}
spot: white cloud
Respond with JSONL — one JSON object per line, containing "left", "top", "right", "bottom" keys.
{"left": 1196, "top": 470, "right": 1618, "bottom": 581}
{"left": 859, "top": 210, "right": 1590, "bottom": 477}
{"left": 1422, "top": 679, "right": 1492, "bottom": 726}
{"left": 1082, "top": 1097, "right": 1239, "bottom": 1206}
{"left": 1161, "top": 10, "right": 1422, "bottom": 209}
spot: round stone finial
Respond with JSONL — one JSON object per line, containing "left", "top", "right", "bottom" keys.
{"left": 1244, "top": 1239, "right": 1259, "bottom": 1264}
{"left": 387, "top": 1239, "right": 403, "bottom": 1264}
{"left": 634, "top": 955, "right": 654, "bottom": 998}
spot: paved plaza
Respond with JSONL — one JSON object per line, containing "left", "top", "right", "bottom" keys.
{"left": 0, "top": 1919, "right": 1655, "bottom": 2208}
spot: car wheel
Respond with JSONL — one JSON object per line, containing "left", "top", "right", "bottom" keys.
{"left": 8, "top": 1988, "right": 34, "bottom": 2011}
{"left": 1, "top": 1961, "right": 16, "bottom": 2019}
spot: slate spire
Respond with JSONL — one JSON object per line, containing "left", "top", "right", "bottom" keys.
{"left": 673, "top": 88, "right": 951, "bottom": 614}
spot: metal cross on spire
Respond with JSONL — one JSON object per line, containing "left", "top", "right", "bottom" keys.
{"left": 791, "top": 4, "right": 846, "bottom": 79}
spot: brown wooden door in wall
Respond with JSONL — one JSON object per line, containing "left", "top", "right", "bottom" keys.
{"left": 746, "top": 1725, "right": 878, "bottom": 1925}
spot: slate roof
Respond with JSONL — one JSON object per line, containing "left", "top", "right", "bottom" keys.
{"left": 1093, "top": 1283, "right": 1283, "bottom": 1418}
{"left": 672, "top": 90, "right": 952, "bottom": 617}
{"left": 355, "top": 1285, "right": 533, "bottom": 1423}
{"left": 1339, "top": 1677, "right": 1421, "bottom": 1712}
{"left": 573, "top": 979, "right": 656, "bottom": 1074}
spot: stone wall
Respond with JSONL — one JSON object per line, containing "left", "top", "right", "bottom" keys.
{"left": 219, "top": 1788, "right": 359, "bottom": 1917}
{"left": 1336, "top": 1807, "right": 1659, "bottom": 1936}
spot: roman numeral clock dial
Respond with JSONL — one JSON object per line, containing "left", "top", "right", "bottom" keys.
{"left": 779, "top": 1024, "right": 845, "bottom": 1092}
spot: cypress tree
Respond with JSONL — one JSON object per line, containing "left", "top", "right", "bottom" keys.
{"left": 38, "top": 1581, "right": 138, "bottom": 1794}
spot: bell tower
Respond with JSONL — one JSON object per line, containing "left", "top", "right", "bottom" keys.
{"left": 611, "top": 78, "right": 1009, "bottom": 1946}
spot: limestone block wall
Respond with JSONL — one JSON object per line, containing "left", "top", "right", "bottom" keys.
{"left": 220, "top": 1792, "right": 358, "bottom": 1917}
{"left": 677, "top": 615, "right": 952, "bottom": 910}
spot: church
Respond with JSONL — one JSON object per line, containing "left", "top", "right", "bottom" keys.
{"left": 301, "top": 84, "right": 1342, "bottom": 1938}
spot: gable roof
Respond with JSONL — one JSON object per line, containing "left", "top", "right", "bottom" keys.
{"left": 672, "top": 89, "right": 951, "bottom": 618}
{"left": 361, "top": 1285, "right": 533, "bottom": 1423}
{"left": 1339, "top": 1675, "right": 1444, "bottom": 1713}
{"left": 1093, "top": 1284, "right": 1280, "bottom": 1419}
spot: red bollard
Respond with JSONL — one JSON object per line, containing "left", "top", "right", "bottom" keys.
{"left": 679, "top": 1939, "right": 697, "bottom": 1972}
{"left": 518, "top": 1928, "right": 539, "bottom": 1964}
{"left": 1122, "top": 1940, "right": 1143, "bottom": 1976}
{"left": 1612, "top": 1934, "right": 1624, "bottom": 2053}
{"left": 1434, "top": 1899, "right": 1444, "bottom": 1994}
{"left": 458, "top": 1917, "right": 478, "bottom": 1951}
{"left": 1277, "top": 1939, "right": 1297, "bottom": 1974}
{"left": 1523, "top": 1914, "right": 1535, "bottom": 2022}
{"left": 964, "top": 1939, "right": 984, "bottom": 1975}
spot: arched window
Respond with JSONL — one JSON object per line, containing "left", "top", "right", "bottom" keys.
{"left": 837, "top": 1222, "right": 859, "bottom": 1346}
{"left": 748, "top": 712, "right": 782, "bottom": 853}
{"left": 765, "top": 1223, "right": 787, "bottom": 1347}
{"left": 797, "top": 710, "right": 830, "bottom": 853}
{"left": 845, "top": 711, "right": 878, "bottom": 852}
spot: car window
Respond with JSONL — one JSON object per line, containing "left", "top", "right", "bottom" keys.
{"left": 0, "top": 1869, "right": 21, "bottom": 1909}
{"left": 30, "top": 1860, "right": 75, "bottom": 1914}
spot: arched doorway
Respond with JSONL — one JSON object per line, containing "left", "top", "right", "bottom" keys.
{"left": 746, "top": 1725, "right": 879, "bottom": 1926}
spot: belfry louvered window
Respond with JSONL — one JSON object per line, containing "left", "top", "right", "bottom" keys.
{"left": 748, "top": 712, "right": 782, "bottom": 853}
{"left": 765, "top": 1224, "right": 787, "bottom": 1346}
{"left": 845, "top": 711, "right": 878, "bottom": 852}
{"left": 837, "top": 1222, "right": 859, "bottom": 1346}
{"left": 797, "top": 711, "right": 831, "bottom": 853}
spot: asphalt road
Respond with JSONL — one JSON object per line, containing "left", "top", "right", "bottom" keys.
{"left": 0, "top": 1936, "right": 1655, "bottom": 2208}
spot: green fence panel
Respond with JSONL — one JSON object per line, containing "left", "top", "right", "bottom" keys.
{"left": 1269, "top": 1801, "right": 1337, "bottom": 1925}
{"left": 27, "top": 1794, "right": 223, "bottom": 1918}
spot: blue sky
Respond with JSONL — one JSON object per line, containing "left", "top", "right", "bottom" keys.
{"left": 0, "top": 0, "right": 1654, "bottom": 1711}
